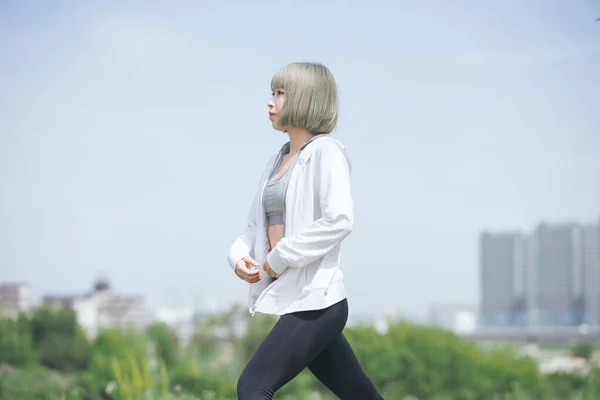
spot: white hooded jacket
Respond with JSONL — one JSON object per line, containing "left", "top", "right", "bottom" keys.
{"left": 227, "top": 136, "right": 353, "bottom": 316}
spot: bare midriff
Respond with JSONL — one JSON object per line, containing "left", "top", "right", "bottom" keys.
{"left": 268, "top": 225, "right": 285, "bottom": 251}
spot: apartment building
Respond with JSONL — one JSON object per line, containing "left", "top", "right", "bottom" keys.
{"left": 0, "top": 281, "right": 30, "bottom": 318}
{"left": 479, "top": 231, "right": 528, "bottom": 327}
{"left": 43, "top": 280, "right": 146, "bottom": 338}
{"left": 479, "top": 217, "right": 600, "bottom": 328}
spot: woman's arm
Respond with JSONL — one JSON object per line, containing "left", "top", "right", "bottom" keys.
{"left": 227, "top": 153, "right": 278, "bottom": 271}
{"left": 266, "top": 144, "right": 353, "bottom": 275}
{"left": 227, "top": 195, "right": 258, "bottom": 271}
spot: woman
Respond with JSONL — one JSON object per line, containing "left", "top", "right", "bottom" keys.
{"left": 227, "top": 62, "right": 383, "bottom": 399}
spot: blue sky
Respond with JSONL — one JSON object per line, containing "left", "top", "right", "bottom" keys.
{"left": 1, "top": 0, "right": 599, "bottom": 318}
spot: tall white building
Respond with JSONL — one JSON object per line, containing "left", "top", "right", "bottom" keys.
{"left": 43, "top": 280, "right": 146, "bottom": 338}
{"left": 0, "top": 281, "right": 30, "bottom": 318}
{"left": 582, "top": 219, "right": 600, "bottom": 325}
{"left": 535, "top": 223, "right": 581, "bottom": 326}
{"left": 479, "top": 218, "right": 600, "bottom": 328}
{"left": 479, "top": 231, "right": 528, "bottom": 326}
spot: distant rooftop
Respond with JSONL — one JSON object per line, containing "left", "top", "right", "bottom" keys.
{"left": 94, "top": 279, "right": 111, "bottom": 292}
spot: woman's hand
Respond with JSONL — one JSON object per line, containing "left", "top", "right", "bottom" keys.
{"left": 235, "top": 256, "right": 261, "bottom": 283}
{"left": 263, "top": 258, "right": 281, "bottom": 279}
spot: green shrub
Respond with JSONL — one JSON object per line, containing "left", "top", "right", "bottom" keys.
{"left": 0, "top": 314, "right": 38, "bottom": 366}
{"left": 571, "top": 341, "right": 594, "bottom": 360}
{"left": 0, "top": 366, "right": 62, "bottom": 400}
{"left": 344, "top": 321, "right": 544, "bottom": 399}
{"left": 38, "top": 327, "right": 92, "bottom": 372}
{"left": 169, "top": 362, "right": 237, "bottom": 399}
{"left": 7, "top": 303, "right": 600, "bottom": 399}
{"left": 146, "top": 322, "right": 180, "bottom": 368}
{"left": 29, "top": 307, "right": 92, "bottom": 372}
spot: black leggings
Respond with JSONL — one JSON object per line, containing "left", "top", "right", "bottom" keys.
{"left": 237, "top": 299, "right": 383, "bottom": 399}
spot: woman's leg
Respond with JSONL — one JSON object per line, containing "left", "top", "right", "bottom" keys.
{"left": 237, "top": 299, "right": 348, "bottom": 400}
{"left": 308, "top": 333, "right": 384, "bottom": 399}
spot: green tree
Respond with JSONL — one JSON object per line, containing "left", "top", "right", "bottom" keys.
{"left": 0, "top": 367, "right": 64, "bottom": 400}
{"left": 236, "top": 312, "right": 277, "bottom": 364}
{"left": 29, "top": 306, "right": 92, "bottom": 371}
{"left": 91, "top": 327, "right": 148, "bottom": 373}
{"left": 0, "top": 313, "right": 38, "bottom": 366}
{"left": 344, "top": 321, "right": 544, "bottom": 399}
{"left": 31, "top": 307, "right": 78, "bottom": 345}
{"left": 190, "top": 304, "right": 247, "bottom": 367}
{"left": 191, "top": 316, "right": 227, "bottom": 365}
{"left": 75, "top": 328, "right": 150, "bottom": 400}
{"left": 571, "top": 341, "right": 594, "bottom": 360}
{"left": 146, "top": 322, "right": 180, "bottom": 368}
{"left": 37, "top": 326, "right": 92, "bottom": 371}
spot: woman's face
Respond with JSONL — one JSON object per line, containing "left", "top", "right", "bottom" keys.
{"left": 268, "top": 89, "right": 286, "bottom": 131}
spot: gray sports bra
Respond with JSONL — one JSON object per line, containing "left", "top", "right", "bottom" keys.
{"left": 263, "top": 134, "right": 323, "bottom": 226}
{"left": 264, "top": 157, "right": 296, "bottom": 226}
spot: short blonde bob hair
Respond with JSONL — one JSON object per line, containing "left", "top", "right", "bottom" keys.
{"left": 271, "top": 62, "right": 339, "bottom": 135}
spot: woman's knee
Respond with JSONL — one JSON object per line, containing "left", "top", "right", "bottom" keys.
{"left": 237, "top": 369, "right": 274, "bottom": 400}
{"left": 236, "top": 371, "right": 251, "bottom": 399}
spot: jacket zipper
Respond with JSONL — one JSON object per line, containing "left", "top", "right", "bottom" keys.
{"left": 250, "top": 136, "right": 326, "bottom": 316}
{"left": 251, "top": 150, "right": 285, "bottom": 316}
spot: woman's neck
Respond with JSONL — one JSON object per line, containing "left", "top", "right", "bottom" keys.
{"left": 286, "top": 127, "right": 313, "bottom": 154}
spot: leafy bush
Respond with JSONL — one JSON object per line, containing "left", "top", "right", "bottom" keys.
{"left": 0, "top": 313, "right": 38, "bottom": 366}
{"left": 38, "top": 326, "right": 92, "bottom": 371}
{"left": 344, "top": 321, "right": 544, "bottom": 399}
{"left": 571, "top": 340, "right": 594, "bottom": 360}
{"left": 0, "top": 366, "right": 63, "bottom": 400}
{"left": 146, "top": 322, "right": 180, "bottom": 368}
{"left": 30, "top": 307, "right": 92, "bottom": 372}
{"left": 5, "top": 304, "right": 600, "bottom": 399}
{"left": 169, "top": 362, "right": 237, "bottom": 399}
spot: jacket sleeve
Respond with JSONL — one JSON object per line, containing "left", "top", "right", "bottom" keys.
{"left": 227, "top": 195, "right": 258, "bottom": 271}
{"left": 266, "top": 145, "right": 353, "bottom": 274}
{"left": 227, "top": 154, "right": 278, "bottom": 271}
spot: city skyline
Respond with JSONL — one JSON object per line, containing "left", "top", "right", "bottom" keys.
{"left": 4, "top": 215, "right": 598, "bottom": 322}
{"left": 480, "top": 217, "right": 600, "bottom": 327}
